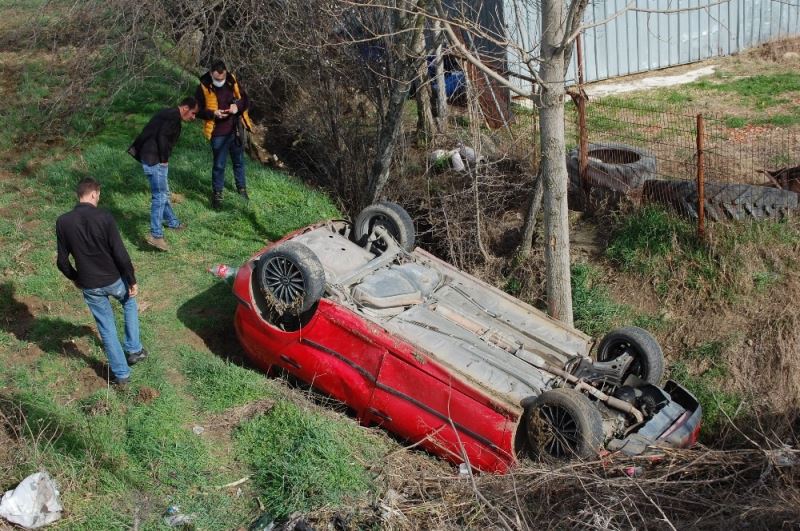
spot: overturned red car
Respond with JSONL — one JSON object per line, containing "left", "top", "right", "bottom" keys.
{"left": 218, "top": 202, "right": 701, "bottom": 473}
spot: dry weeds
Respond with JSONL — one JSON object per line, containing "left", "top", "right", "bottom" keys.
{"left": 305, "top": 436, "right": 800, "bottom": 530}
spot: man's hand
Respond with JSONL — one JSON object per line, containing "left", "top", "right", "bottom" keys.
{"left": 228, "top": 103, "right": 238, "bottom": 115}
{"left": 214, "top": 109, "right": 228, "bottom": 119}
{"left": 129, "top": 284, "right": 139, "bottom": 297}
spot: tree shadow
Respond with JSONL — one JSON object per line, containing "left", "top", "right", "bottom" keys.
{"left": 0, "top": 282, "right": 109, "bottom": 379}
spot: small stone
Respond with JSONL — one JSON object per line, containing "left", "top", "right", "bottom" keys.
{"left": 192, "top": 425, "right": 205, "bottom": 435}
{"left": 746, "top": 339, "right": 754, "bottom": 347}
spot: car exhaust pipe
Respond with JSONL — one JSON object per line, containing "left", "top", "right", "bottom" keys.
{"left": 517, "top": 348, "right": 646, "bottom": 424}
{"left": 209, "top": 264, "right": 239, "bottom": 280}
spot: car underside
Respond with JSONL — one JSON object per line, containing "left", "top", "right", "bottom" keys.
{"left": 223, "top": 203, "right": 702, "bottom": 471}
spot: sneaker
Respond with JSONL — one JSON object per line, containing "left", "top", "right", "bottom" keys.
{"left": 112, "top": 376, "right": 130, "bottom": 387}
{"left": 167, "top": 223, "right": 187, "bottom": 232}
{"left": 211, "top": 191, "right": 223, "bottom": 211}
{"left": 237, "top": 187, "right": 250, "bottom": 201}
{"left": 126, "top": 348, "right": 148, "bottom": 365}
{"left": 145, "top": 234, "right": 169, "bottom": 251}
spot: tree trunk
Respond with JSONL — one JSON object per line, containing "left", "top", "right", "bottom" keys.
{"left": 368, "top": 74, "right": 412, "bottom": 204}
{"left": 367, "top": 2, "right": 426, "bottom": 204}
{"left": 539, "top": 0, "right": 573, "bottom": 325}
{"left": 414, "top": 22, "right": 436, "bottom": 143}
{"left": 518, "top": 172, "right": 543, "bottom": 257}
{"left": 433, "top": 19, "right": 447, "bottom": 132}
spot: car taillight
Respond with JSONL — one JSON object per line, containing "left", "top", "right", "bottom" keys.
{"left": 688, "top": 419, "right": 702, "bottom": 446}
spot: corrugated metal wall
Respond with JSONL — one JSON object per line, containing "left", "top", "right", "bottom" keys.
{"left": 505, "top": 0, "right": 800, "bottom": 90}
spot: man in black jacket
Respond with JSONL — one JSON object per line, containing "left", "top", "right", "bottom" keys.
{"left": 56, "top": 178, "right": 147, "bottom": 386}
{"left": 129, "top": 97, "right": 198, "bottom": 251}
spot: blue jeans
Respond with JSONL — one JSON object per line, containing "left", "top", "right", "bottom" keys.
{"left": 82, "top": 278, "right": 142, "bottom": 380}
{"left": 143, "top": 163, "right": 180, "bottom": 238}
{"left": 211, "top": 133, "right": 246, "bottom": 193}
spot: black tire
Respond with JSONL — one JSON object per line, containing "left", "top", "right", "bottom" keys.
{"left": 567, "top": 142, "right": 657, "bottom": 193}
{"left": 525, "top": 388, "right": 604, "bottom": 460}
{"left": 255, "top": 242, "right": 325, "bottom": 315}
{"left": 643, "top": 179, "right": 799, "bottom": 221}
{"left": 596, "top": 326, "right": 665, "bottom": 385}
{"left": 353, "top": 201, "right": 415, "bottom": 252}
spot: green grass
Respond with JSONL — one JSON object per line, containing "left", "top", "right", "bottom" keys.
{"left": 0, "top": 17, "right": 342, "bottom": 526}
{"left": 235, "top": 401, "right": 386, "bottom": 519}
{"left": 606, "top": 206, "right": 717, "bottom": 297}
{"left": 754, "top": 113, "right": 800, "bottom": 127}
{"left": 571, "top": 263, "right": 629, "bottom": 336}
{"left": 669, "top": 349, "right": 745, "bottom": 439}
{"left": 571, "top": 263, "right": 665, "bottom": 337}
{"left": 605, "top": 206, "right": 800, "bottom": 301}
{"left": 690, "top": 72, "right": 800, "bottom": 110}
{"left": 724, "top": 116, "right": 748, "bottom": 128}
{"left": 180, "top": 346, "right": 276, "bottom": 412}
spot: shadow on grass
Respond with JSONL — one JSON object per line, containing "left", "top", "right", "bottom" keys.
{"left": 92, "top": 154, "right": 274, "bottom": 246}
{"left": 0, "top": 282, "right": 109, "bottom": 379}
{"left": 0, "top": 390, "right": 140, "bottom": 486}
{"left": 176, "top": 281, "right": 244, "bottom": 363}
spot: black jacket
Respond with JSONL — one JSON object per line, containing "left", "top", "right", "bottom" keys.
{"left": 56, "top": 203, "right": 136, "bottom": 289}
{"left": 128, "top": 107, "right": 183, "bottom": 165}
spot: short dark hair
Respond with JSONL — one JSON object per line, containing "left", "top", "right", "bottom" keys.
{"left": 179, "top": 96, "right": 197, "bottom": 109}
{"left": 76, "top": 177, "right": 100, "bottom": 198}
{"left": 210, "top": 60, "right": 227, "bottom": 73}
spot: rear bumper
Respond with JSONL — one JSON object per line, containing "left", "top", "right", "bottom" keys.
{"left": 656, "top": 380, "right": 703, "bottom": 447}
{"left": 608, "top": 379, "right": 702, "bottom": 455}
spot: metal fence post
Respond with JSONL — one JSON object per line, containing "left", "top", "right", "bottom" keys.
{"left": 696, "top": 113, "right": 705, "bottom": 239}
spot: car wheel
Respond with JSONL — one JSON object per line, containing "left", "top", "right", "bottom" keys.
{"left": 353, "top": 201, "right": 415, "bottom": 252}
{"left": 596, "top": 326, "right": 665, "bottom": 384}
{"left": 255, "top": 241, "right": 325, "bottom": 315}
{"left": 525, "top": 388, "right": 604, "bottom": 460}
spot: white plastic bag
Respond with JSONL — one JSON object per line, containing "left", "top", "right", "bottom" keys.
{"left": 0, "top": 472, "right": 63, "bottom": 529}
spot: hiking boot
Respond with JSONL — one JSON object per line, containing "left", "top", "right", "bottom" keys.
{"left": 145, "top": 234, "right": 169, "bottom": 251}
{"left": 237, "top": 187, "right": 250, "bottom": 201}
{"left": 167, "top": 223, "right": 187, "bottom": 232}
{"left": 211, "top": 191, "right": 223, "bottom": 211}
{"left": 112, "top": 376, "right": 130, "bottom": 387}
{"left": 126, "top": 348, "right": 148, "bottom": 366}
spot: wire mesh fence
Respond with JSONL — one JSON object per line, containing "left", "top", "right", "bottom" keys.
{"left": 566, "top": 97, "right": 800, "bottom": 233}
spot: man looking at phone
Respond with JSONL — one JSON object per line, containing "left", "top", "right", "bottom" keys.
{"left": 195, "top": 60, "right": 254, "bottom": 210}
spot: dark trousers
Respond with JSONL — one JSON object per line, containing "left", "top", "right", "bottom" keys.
{"left": 211, "top": 133, "right": 246, "bottom": 193}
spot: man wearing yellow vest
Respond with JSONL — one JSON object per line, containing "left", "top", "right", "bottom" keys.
{"left": 195, "top": 60, "right": 254, "bottom": 210}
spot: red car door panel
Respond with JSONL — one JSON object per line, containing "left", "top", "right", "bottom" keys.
{"left": 370, "top": 348, "right": 516, "bottom": 473}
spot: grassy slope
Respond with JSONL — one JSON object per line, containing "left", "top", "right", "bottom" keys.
{"left": 2, "top": 4, "right": 799, "bottom": 526}
{"left": 0, "top": 36, "right": 394, "bottom": 529}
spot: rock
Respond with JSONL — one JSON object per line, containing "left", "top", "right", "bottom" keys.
{"left": 174, "top": 29, "right": 204, "bottom": 70}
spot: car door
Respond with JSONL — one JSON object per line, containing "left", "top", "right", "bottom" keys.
{"left": 368, "top": 345, "right": 516, "bottom": 472}
{"left": 282, "top": 303, "right": 385, "bottom": 418}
